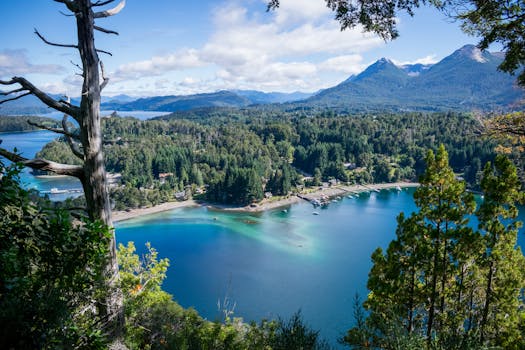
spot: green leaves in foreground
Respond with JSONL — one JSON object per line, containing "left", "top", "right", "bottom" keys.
{"left": 0, "top": 160, "right": 111, "bottom": 349}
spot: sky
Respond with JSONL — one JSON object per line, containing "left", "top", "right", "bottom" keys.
{"left": 0, "top": 0, "right": 482, "bottom": 97}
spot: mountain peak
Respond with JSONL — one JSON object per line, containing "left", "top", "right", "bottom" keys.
{"left": 454, "top": 44, "right": 489, "bottom": 63}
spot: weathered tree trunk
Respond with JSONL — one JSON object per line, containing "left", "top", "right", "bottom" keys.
{"left": 0, "top": 0, "right": 126, "bottom": 342}
{"left": 427, "top": 224, "right": 441, "bottom": 345}
{"left": 75, "top": 0, "right": 123, "bottom": 338}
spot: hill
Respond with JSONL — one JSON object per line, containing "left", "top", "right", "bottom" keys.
{"left": 301, "top": 45, "right": 523, "bottom": 112}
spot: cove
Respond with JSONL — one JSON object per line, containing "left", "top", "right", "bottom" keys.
{"left": 115, "top": 190, "right": 422, "bottom": 344}
{"left": 115, "top": 193, "right": 525, "bottom": 345}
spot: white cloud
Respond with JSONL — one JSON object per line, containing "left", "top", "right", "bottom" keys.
{"left": 112, "top": 49, "right": 204, "bottom": 82}
{"left": 319, "top": 54, "right": 366, "bottom": 74}
{"left": 0, "top": 49, "right": 64, "bottom": 77}
{"left": 108, "top": 0, "right": 383, "bottom": 93}
{"left": 393, "top": 54, "right": 438, "bottom": 66}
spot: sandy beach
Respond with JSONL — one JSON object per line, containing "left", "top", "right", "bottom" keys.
{"left": 111, "top": 182, "right": 419, "bottom": 222}
{"left": 112, "top": 199, "right": 199, "bottom": 223}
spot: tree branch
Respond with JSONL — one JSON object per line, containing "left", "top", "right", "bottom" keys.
{"left": 93, "top": 0, "right": 125, "bottom": 18}
{"left": 100, "top": 61, "right": 109, "bottom": 91}
{"left": 0, "top": 92, "right": 31, "bottom": 104}
{"left": 0, "top": 87, "right": 25, "bottom": 96}
{"left": 0, "top": 77, "right": 80, "bottom": 120}
{"left": 92, "top": 0, "right": 116, "bottom": 8}
{"left": 94, "top": 25, "right": 119, "bottom": 35}
{"left": 34, "top": 28, "right": 78, "bottom": 50}
{"left": 96, "top": 48, "right": 113, "bottom": 56}
{"left": 54, "top": 0, "right": 78, "bottom": 13}
{"left": 0, "top": 148, "right": 84, "bottom": 179}
{"left": 62, "top": 114, "right": 85, "bottom": 159}
{"left": 26, "top": 119, "right": 77, "bottom": 139}
{"left": 59, "top": 10, "right": 75, "bottom": 17}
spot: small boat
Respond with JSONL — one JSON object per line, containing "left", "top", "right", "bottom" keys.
{"left": 48, "top": 188, "right": 68, "bottom": 194}
{"left": 396, "top": 186, "right": 402, "bottom": 191}
{"left": 312, "top": 211, "right": 319, "bottom": 215}
{"left": 282, "top": 209, "right": 288, "bottom": 213}
{"left": 347, "top": 195, "right": 354, "bottom": 199}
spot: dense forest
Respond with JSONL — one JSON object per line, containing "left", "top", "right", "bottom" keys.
{"left": 0, "top": 115, "right": 60, "bottom": 132}
{"left": 33, "top": 110, "right": 495, "bottom": 208}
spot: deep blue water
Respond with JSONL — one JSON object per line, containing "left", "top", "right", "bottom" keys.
{"left": 115, "top": 190, "right": 418, "bottom": 344}
{"left": 115, "top": 192, "right": 525, "bottom": 345}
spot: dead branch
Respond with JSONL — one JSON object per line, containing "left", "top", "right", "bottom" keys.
{"left": 0, "top": 77, "right": 80, "bottom": 120}
{"left": 26, "top": 119, "right": 77, "bottom": 139}
{"left": 100, "top": 61, "right": 109, "bottom": 91}
{"left": 0, "top": 148, "right": 84, "bottom": 179}
{"left": 92, "top": 0, "right": 116, "bottom": 7}
{"left": 0, "top": 92, "right": 31, "bottom": 104}
{"left": 93, "top": 0, "right": 125, "bottom": 18}
{"left": 70, "top": 60, "right": 84, "bottom": 72}
{"left": 59, "top": 10, "right": 75, "bottom": 17}
{"left": 94, "top": 25, "right": 119, "bottom": 35}
{"left": 96, "top": 48, "right": 113, "bottom": 56}
{"left": 62, "top": 114, "right": 84, "bottom": 159}
{"left": 0, "top": 87, "right": 25, "bottom": 96}
{"left": 54, "top": 0, "right": 78, "bottom": 13}
{"left": 34, "top": 29, "right": 78, "bottom": 50}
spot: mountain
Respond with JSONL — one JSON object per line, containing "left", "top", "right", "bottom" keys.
{"left": 0, "top": 93, "right": 61, "bottom": 115}
{"left": 100, "top": 89, "right": 314, "bottom": 112}
{"left": 233, "top": 90, "right": 313, "bottom": 104}
{"left": 101, "top": 90, "right": 252, "bottom": 112}
{"left": 302, "top": 45, "right": 523, "bottom": 112}
{"left": 102, "top": 94, "right": 137, "bottom": 104}
{"left": 401, "top": 63, "right": 432, "bottom": 76}
{"left": 1, "top": 45, "right": 522, "bottom": 115}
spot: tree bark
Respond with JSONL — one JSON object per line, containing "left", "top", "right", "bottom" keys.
{"left": 74, "top": 0, "right": 124, "bottom": 338}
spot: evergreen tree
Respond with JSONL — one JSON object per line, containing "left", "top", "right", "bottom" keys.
{"left": 344, "top": 147, "right": 525, "bottom": 349}
{"left": 476, "top": 155, "right": 525, "bottom": 347}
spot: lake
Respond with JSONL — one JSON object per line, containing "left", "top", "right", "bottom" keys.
{"left": 3, "top": 129, "right": 525, "bottom": 346}
{"left": 115, "top": 190, "right": 420, "bottom": 344}
{"left": 0, "top": 130, "right": 82, "bottom": 201}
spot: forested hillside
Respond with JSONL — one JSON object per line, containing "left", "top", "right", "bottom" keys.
{"left": 36, "top": 111, "right": 495, "bottom": 208}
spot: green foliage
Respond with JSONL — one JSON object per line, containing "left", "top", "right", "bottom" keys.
{"left": 343, "top": 147, "right": 525, "bottom": 349}
{"left": 0, "top": 115, "right": 60, "bottom": 132}
{"left": 0, "top": 160, "right": 111, "bottom": 349}
{"left": 34, "top": 112, "right": 495, "bottom": 208}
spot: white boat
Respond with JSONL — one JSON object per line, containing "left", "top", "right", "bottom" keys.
{"left": 49, "top": 188, "right": 68, "bottom": 194}
{"left": 312, "top": 211, "right": 319, "bottom": 215}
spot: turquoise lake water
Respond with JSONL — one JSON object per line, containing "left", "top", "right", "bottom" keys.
{"left": 3, "top": 129, "right": 525, "bottom": 345}
{"left": 115, "top": 190, "right": 421, "bottom": 344}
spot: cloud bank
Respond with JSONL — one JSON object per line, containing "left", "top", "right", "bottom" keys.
{"left": 107, "top": 0, "right": 383, "bottom": 95}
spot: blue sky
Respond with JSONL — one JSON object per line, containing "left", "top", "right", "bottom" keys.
{"left": 0, "top": 0, "right": 480, "bottom": 97}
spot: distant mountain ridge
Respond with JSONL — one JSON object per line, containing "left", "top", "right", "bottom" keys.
{"left": 1, "top": 45, "right": 522, "bottom": 115}
{"left": 301, "top": 44, "right": 523, "bottom": 112}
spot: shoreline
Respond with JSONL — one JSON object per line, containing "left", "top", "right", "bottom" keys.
{"left": 112, "top": 182, "right": 419, "bottom": 223}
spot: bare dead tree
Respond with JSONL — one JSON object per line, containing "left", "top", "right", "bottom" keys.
{"left": 0, "top": 0, "right": 126, "bottom": 342}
